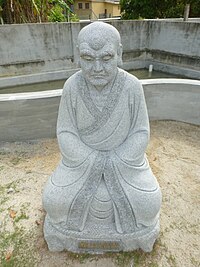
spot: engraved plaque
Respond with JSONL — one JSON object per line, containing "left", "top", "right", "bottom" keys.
{"left": 78, "top": 240, "right": 122, "bottom": 252}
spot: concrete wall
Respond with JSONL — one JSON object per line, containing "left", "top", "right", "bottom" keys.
{"left": 147, "top": 21, "right": 200, "bottom": 58}
{"left": 0, "top": 79, "right": 199, "bottom": 141}
{"left": 0, "top": 20, "right": 200, "bottom": 79}
{"left": 0, "top": 23, "right": 74, "bottom": 77}
{"left": 145, "top": 21, "right": 200, "bottom": 77}
{"left": 0, "top": 90, "right": 61, "bottom": 141}
{"left": 143, "top": 79, "right": 200, "bottom": 124}
{"left": 111, "top": 20, "right": 200, "bottom": 78}
{"left": 111, "top": 20, "right": 148, "bottom": 70}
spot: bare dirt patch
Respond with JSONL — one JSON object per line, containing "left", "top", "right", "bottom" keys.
{"left": 0, "top": 121, "right": 199, "bottom": 267}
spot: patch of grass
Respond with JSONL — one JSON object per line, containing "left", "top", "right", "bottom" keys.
{"left": 14, "top": 212, "right": 29, "bottom": 223}
{"left": 21, "top": 202, "right": 31, "bottom": 209}
{"left": 65, "top": 235, "right": 166, "bottom": 266}
{"left": 0, "top": 185, "right": 9, "bottom": 212}
{"left": 0, "top": 196, "right": 9, "bottom": 211}
{"left": 64, "top": 244, "right": 164, "bottom": 267}
{"left": 114, "top": 251, "right": 135, "bottom": 266}
{"left": 0, "top": 151, "right": 8, "bottom": 155}
{"left": 104, "top": 250, "right": 146, "bottom": 267}
{"left": 0, "top": 166, "right": 4, "bottom": 171}
{"left": 1, "top": 181, "right": 19, "bottom": 192}
{"left": 0, "top": 196, "right": 36, "bottom": 266}
{"left": 66, "top": 251, "right": 97, "bottom": 264}
{"left": 3, "top": 180, "right": 22, "bottom": 194}
{"left": 149, "top": 264, "right": 159, "bottom": 267}
{"left": 13, "top": 203, "right": 30, "bottom": 223}
{"left": 191, "top": 257, "right": 200, "bottom": 266}
{"left": 10, "top": 157, "right": 21, "bottom": 166}
{"left": 0, "top": 185, "right": 6, "bottom": 194}
{"left": 0, "top": 225, "right": 38, "bottom": 267}
{"left": 166, "top": 254, "right": 177, "bottom": 267}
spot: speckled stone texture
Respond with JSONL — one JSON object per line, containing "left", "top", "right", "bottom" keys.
{"left": 42, "top": 22, "right": 162, "bottom": 253}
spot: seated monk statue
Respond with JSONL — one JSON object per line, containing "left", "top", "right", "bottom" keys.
{"left": 43, "top": 22, "right": 162, "bottom": 253}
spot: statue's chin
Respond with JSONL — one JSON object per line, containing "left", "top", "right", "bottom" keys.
{"left": 86, "top": 74, "right": 119, "bottom": 90}
{"left": 86, "top": 78, "right": 109, "bottom": 90}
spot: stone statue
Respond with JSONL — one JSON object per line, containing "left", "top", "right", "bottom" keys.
{"left": 42, "top": 22, "right": 162, "bottom": 253}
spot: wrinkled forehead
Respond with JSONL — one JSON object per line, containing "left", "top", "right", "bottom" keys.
{"left": 85, "top": 37, "right": 112, "bottom": 50}
{"left": 79, "top": 41, "right": 117, "bottom": 56}
{"left": 77, "top": 22, "right": 121, "bottom": 50}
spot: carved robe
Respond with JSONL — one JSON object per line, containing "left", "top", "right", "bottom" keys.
{"left": 43, "top": 68, "right": 162, "bottom": 234}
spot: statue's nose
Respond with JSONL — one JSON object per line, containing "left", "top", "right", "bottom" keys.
{"left": 93, "top": 60, "right": 103, "bottom": 72}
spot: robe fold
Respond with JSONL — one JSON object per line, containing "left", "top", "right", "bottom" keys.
{"left": 43, "top": 68, "right": 162, "bottom": 234}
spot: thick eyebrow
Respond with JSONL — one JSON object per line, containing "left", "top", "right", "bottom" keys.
{"left": 79, "top": 49, "right": 115, "bottom": 59}
{"left": 100, "top": 51, "right": 115, "bottom": 57}
{"left": 80, "top": 50, "right": 95, "bottom": 57}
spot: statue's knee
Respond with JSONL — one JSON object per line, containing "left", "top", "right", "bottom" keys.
{"left": 43, "top": 182, "right": 67, "bottom": 220}
{"left": 135, "top": 189, "right": 162, "bottom": 223}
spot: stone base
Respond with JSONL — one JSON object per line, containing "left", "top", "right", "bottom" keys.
{"left": 43, "top": 216, "right": 160, "bottom": 253}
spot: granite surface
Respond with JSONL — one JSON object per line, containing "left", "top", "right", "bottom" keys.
{"left": 43, "top": 22, "right": 162, "bottom": 253}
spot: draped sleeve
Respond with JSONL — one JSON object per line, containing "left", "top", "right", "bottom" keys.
{"left": 114, "top": 76, "right": 150, "bottom": 166}
{"left": 57, "top": 75, "right": 95, "bottom": 167}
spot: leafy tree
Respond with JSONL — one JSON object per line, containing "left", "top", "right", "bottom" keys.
{"left": 186, "top": 0, "right": 200, "bottom": 17}
{"left": 0, "top": 0, "right": 4, "bottom": 23}
{"left": 0, "top": 0, "right": 77, "bottom": 24}
{"left": 120, "top": 0, "right": 200, "bottom": 19}
{"left": 48, "top": 0, "right": 73, "bottom": 22}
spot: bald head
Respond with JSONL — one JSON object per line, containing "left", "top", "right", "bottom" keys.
{"left": 77, "top": 22, "right": 122, "bottom": 51}
{"left": 77, "top": 22, "right": 123, "bottom": 90}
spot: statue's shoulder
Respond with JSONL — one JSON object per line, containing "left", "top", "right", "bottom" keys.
{"left": 62, "top": 70, "right": 83, "bottom": 95}
{"left": 119, "top": 68, "right": 143, "bottom": 95}
{"left": 119, "top": 68, "right": 141, "bottom": 86}
{"left": 63, "top": 70, "right": 82, "bottom": 91}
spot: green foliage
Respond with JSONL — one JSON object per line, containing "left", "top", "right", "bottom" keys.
{"left": 1, "top": 0, "right": 75, "bottom": 23}
{"left": 120, "top": 0, "right": 200, "bottom": 19}
{"left": 189, "top": 0, "right": 200, "bottom": 17}
{"left": 48, "top": 0, "right": 78, "bottom": 22}
{"left": 14, "top": 212, "right": 29, "bottom": 223}
{"left": 0, "top": 226, "right": 37, "bottom": 267}
{"left": 0, "top": 0, "right": 5, "bottom": 7}
{"left": 48, "top": 0, "right": 73, "bottom": 22}
{"left": 70, "top": 13, "right": 79, "bottom": 22}
{"left": 48, "top": 4, "right": 66, "bottom": 22}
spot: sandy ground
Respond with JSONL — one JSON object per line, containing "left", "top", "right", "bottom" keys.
{"left": 0, "top": 120, "right": 199, "bottom": 267}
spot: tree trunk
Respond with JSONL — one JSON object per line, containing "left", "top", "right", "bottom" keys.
{"left": 183, "top": 4, "right": 190, "bottom": 21}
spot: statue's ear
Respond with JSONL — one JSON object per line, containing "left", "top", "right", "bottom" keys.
{"left": 117, "top": 44, "right": 123, "bottom": 67}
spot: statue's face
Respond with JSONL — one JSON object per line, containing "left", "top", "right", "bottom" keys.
{"left": 79, "top": 40, "right": 119, "bottom": 90}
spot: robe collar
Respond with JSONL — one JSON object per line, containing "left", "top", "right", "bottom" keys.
{"left": 78, "top": 69, "right": 126, "bottom": 137}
